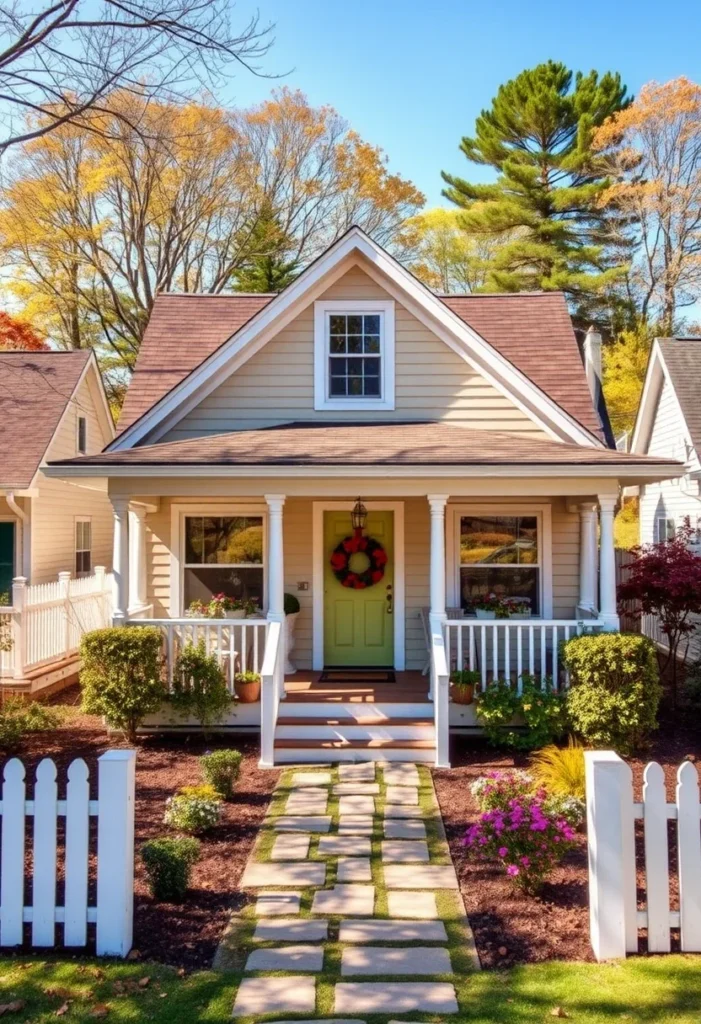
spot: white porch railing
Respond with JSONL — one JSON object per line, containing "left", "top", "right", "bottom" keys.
{"left": 1, "top": 569, "right": 114, "bottom": 681}
{"left": 259, "top": 619, "right": 284, "bottom": 768}
{"left": 128, "top": 617, "right": 269, "bottom": 694}
{"left": 428, "top": 614, "right": 450, "bottom": 769}
{"left": 443, "top": 617, "right": 606, "bottom": 690}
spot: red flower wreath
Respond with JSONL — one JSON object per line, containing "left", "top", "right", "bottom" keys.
{"left": 330, "top": 530, "right": 388, "bottom": 589}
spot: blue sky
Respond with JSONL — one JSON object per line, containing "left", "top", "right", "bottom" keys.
{"left": 224, "top": 0, "right": 701, "bottom": 207}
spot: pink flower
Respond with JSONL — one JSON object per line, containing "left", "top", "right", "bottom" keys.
{"left": 498, "top": 847, "right": 508, "bottom": 857}
{"left": 507, "top": 864, "right": 520, "bottom": 877}
{"left": 520, "top": 856, "right": 530, "bottom": 867}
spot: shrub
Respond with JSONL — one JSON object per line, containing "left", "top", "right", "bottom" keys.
{"left": 170, "top": 640, "right": 231, "bottom": 734}
{"left": 284, "top": 592, "right": 300, "bottom": 615}
{"left": 464, "top": 794, "right": 577, "bottom": 893}
{"left": 530, "top": 739, "right": 586, "bottom": 800}
{"left": 164, "top": 783, "right": 222, "bottom": 834}
{"left": 542, "top": 793, "right": 586, "bottom": 828}
{"left": 80, "top": 626, "right": 164, "bottom": 743}
{"left": 563, "top": 632, "right": 662, "bottom": 754}
{"left": 476, "top": 676, "right": 568, "bottom": 750}
{"left": 0, "top": 697, "right": 61, "bottom": 751}
{"left": 200, "top": 749, "right": 243, "bottom": 799}
{"left": 141, "top": 837, "right": 201, "bottom": 902}
{"left": 470, "top": 769, "right": 534, "bottom": 812}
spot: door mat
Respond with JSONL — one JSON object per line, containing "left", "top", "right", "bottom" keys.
{"left": 318, "top": 670, "right": 396, "bottom": 684}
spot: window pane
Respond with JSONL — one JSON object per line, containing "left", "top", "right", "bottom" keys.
{"left": 364, "top": 376, "right": 380, "bottom": 397}
{"left": 330, "top": 375, "right": 347, "bottom": 396}
{"left": 186, "top": 517, "right": 263, "bottom": 565}
{"left": 348, "top": 375, "right": 363, "bottom": 395}
{"left": 364, "top": 314, "right": 380, "bottom": 334}
{"left": 347, "top": 335, "right": 363, "bottom": 353}
{"left": 460, "top": 566, "right": 540, "bottom": 615}
{"left": 364, "top": 334, "right": 380, "bottom": 353}
{"left": 329, "top": 335, "right": 346, "bottom": 353}
{"left": 460, "top": 516, "right": 538, "bottom": 565}
{"left": 184, "top": 566, "right": 263, "bottom": 609}
{"left": 347, "top": 314, "right": 362, "bottom": 334}
{"left": 329, "top": 315, "right": 346, "bottom": 334}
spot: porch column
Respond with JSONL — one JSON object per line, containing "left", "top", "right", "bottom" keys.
{"left": 265, "top": 495, "right": 286, "bottom": 622}
{"left": 128, "top": 505, "right": 147, "bottom": 614}
{"left": 578, "top": 503, "right": 598, "bottom": 614}
{"left": 111, "top": 497, "right": 130, "bottom": 625}
{"left": 598, "top": 495, "right": 619, "bottom": 631}
{"left": 427, "top": 494, "right": 449, "bottom": 622}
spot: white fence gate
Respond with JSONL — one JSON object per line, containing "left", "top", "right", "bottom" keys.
{"left": 0, "top": 750, "right": 135, "bottom": 956}
{"left": 585, "top": 750, "right": 701, "bottom": 960}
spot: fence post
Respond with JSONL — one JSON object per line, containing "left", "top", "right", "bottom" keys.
{"left": 10, "top": 577, "right": 26, "bottom": 679}
{"left": 585, "top": 750, "right": 637, "bottom": 960}
{"left": 677, "top": 761, "right": 701, "bottom": 951}
{"left": 58, "top": 571, "right": 71, "bottom": 656}
{"left": 96, "top": 750, "right": 136, "bottom": 957}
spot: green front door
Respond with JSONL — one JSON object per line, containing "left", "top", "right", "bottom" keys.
{"left": 323, "top": 510, "right": 394, "bottom": 667}
{"left": 0, "top": 522, "right": 15, "bottom": 603}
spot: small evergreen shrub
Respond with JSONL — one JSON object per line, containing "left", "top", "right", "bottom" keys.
{"left": 530, "top": 739, "right": 586, "bottom": 800}
{"left": 284, "top": 592, "right": 300, "bottom": 615}
{"left": 0, "top": 697, "right": 61, "bottom": 751}
{"left": 80, "top": 626, "right": 164, "bottom": 742}
{"left": 476, "top": 676, "right": 568, "bottom": 750}
{"left": 200, "top": 749, "right": 243, "bottom": 799}
{"left": 141, "top": 837, "right": 201, "bottom": 902}
{"left": 170, "top": 640, "right": 231, "bottom": 734}
{"left": 563, "top": 632, "right": 662, "bottom": 754}
{"left": 164, "top": 784, "right": 222, "bottom": 834}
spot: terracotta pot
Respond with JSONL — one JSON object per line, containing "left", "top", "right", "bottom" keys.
{"left": 451, "top": 683, "right": 474, "bottom": 705}
{"left": 234, "top": 676, "right": 261, "bottom": 703}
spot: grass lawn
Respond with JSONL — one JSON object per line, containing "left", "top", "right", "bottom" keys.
{"left": 0, "top": 954, "right": 699, "bottom": 1022}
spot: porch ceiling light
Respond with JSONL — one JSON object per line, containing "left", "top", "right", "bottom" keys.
{"left": 351, "top": 497, "right": 368, "bottom": 532}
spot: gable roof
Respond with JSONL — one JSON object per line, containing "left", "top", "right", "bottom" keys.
{"left": 0, "top": 350, "right": 96, "bottom": 489}
{"left": 50, "top": 421, "right": 681, "bottom": 484}
{"left": 632, "top": 337, "right": 701, "bottom": 462}
{"left": 111, "top": 227, "right": 604, "bottom": 450}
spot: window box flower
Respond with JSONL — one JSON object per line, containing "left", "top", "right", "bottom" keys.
{"left": 472, "top": 594, "right": 531, "bottom": 619}
{"left": 187, "top": 594, "right": 258, "bottom": 619}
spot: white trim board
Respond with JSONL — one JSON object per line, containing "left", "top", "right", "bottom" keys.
{"left": 312, "top": 501, "right": 405, "bottom": 672}
{"left": 108, "top": 227, "right": 604, "bottom": 451}
{"left": 445, "top": 502, "right": 553, "bottom": 618}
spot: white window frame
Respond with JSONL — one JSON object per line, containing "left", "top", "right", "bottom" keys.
{"left": 655, "top": 516, "right": 676, "bottom": 544}
{"left": 75, "top": 516, "right": 92, "bottom": 577}
{"left": 77, "top": 415, "right": 87, "bottom": 454}
{"left": 446, "top": 503, "right": 553, "bottom": 619}
{"left": 313, "top": 299, "right": 395, "bottom": 411}
{"left": 170, "top": 503, "right": 268, "bottom": 616}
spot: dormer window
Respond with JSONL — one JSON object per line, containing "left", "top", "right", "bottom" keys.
{"left": 314, "top": 299, "right": 395, "bottom": 411}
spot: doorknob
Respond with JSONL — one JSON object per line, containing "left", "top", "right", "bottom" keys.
{"left": 386, "top": 584, "right": 393, "bottom": 615}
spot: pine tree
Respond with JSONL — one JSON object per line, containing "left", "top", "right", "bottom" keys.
{"left": 441, "top": 61, "right": 631, "bottom": 324}
{"left": 232, "top": 207, "right": 300, "bottom": 293}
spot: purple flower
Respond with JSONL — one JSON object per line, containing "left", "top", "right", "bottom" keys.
{"left": 498, "top": 846, "right": 508, "bottom": 857}
{"left": 507, "top": 864, "right": 520, "bottom": 877}
{"left": 520, "top": 856, "right": 530, "bottom": 867}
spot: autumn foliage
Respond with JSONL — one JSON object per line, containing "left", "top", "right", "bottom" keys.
{"left": 0, "top": 311, "right": 47, "bottom": 351}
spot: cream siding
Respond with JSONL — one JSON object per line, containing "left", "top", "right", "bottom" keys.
{"left": 165, "top": 265, "right": 548, "bottom": 441}
{"left": 639, "top": 376, "right": 699, "bottom": 546}
{"left": 143, "top": 494, "right": 580, "bottom": 672}
{"left": 30, "top": 372, "right": 114, "bottom": 584}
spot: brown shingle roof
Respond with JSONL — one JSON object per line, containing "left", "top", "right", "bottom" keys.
{"left": 0, "top": 350, "right": 91, "bottom": 488}
{"left": 116, "top": 290, "right": 602, "bottom": 439}
{"left": 56, "top": 421, "right": 676, "bottom": 470}
{"left": 658, "top": 338, "right": 701, "bottom": 452}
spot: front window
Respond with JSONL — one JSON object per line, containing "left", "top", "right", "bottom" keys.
{"left": 75, "top": 518, "right": 92, "bottom": 576}
{"left": 459, "top": 515, "right": 540, "bottom": 615}
{"left": 183, "top": 516, "right": 264, "bottom": 611}
{"left": 655, "top": 517, "right": 676, "bottom": 544}
{"left": 328, "top": 313, "right": 381, "bottom": 398}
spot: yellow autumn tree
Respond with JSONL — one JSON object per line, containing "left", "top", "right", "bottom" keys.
{"left": 594, "top": 78, "right": 701, "bottom": 332}
{"left": 602, "top": 323, "right": 654, "bottom": 438}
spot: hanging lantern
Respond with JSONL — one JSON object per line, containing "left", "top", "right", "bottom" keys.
{"left": 351, "top": 497, "right": 368, "bottom": 532}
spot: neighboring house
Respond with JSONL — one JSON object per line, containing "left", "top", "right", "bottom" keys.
{"left": 0, "top": 351, "right": 115, "bottom": 690}
{"left": 631, "top": 338, "right": 701, "bottom": 545}
{"left": 48, "top": 228, "right": 682, "bottom": 765}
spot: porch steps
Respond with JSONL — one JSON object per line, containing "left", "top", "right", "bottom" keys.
{"left": 273, "top": 701, "right": 435, "bottom": 763}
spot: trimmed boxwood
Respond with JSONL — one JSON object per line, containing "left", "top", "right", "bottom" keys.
{"left": 200, "top": 749, "right": 243, "bottom": 799}
{"left": 80, "top": 626, "right": 164, "bottom": 742}
{"left": 141, "top": 837, "right": 201, "bottom": 902}
{"left": 562, "top": 632, "right": 662, "bottom": 754}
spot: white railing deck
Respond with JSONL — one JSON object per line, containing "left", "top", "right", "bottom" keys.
{"left": 129, "top": 617, "right": 269, "bottom": 694}
{"left": 443, "top": 616, "right": 606, "bottom": 690}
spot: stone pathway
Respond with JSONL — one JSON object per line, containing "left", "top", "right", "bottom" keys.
{"left": 223, "top": 760, "right": 478, "bottom": 1020}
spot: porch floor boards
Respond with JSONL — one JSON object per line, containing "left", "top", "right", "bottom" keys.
{"left": 283, "top": 671, "right": 431, "bottom": 704}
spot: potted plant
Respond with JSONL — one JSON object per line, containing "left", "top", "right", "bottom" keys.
{"left": 186, "top": 595, "right": 257, "bottom": 619}
{"left": 472, "top": 593, "right": 503, "bottom": 619}
{"left": 234, "top": 670, "right": 261, "bottom": 703}
{"left": 450, "top": 669, "right": 480, "bottom": 704}
{"left": 502, "top": 597, "right": 531, "bottom": 619}
{"left": 284, "top": 592, "right": 301, "bottom": 674}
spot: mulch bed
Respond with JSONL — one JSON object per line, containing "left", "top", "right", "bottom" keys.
{"left": 10, "top": 687, "right": 279, "bottom": 969}
{"left": 433, "top": 727, "right": 701, "bottom": 970}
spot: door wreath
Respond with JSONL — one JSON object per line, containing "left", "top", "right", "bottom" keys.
{"left": 330, "top": 531, "right": 388, "bottom": 589}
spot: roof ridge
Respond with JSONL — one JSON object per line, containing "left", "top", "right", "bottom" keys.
{"left": 155, "top": 291, "right": 276, "bottom": 298}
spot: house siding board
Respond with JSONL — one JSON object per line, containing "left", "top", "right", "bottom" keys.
{"left": 163, "top": 267, "right": 548, "bottom": 441}
{"left": 639, "top": 376, "right": 698, "bottom": 546}
{"left": 31, "top": 375, "right": 113, "bottom": 584}
{"left": 142, "top": 493, "right": 580, "bottom": 672}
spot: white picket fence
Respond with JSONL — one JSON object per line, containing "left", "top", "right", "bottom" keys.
{"left": 1, "top": 568, "right": 113, "bottom": 680}
{"left": 585, "top": 751, "right": 701, "bottom": 960}
{"left": 0, "top": 750, "right": 135, "bottom": 956}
